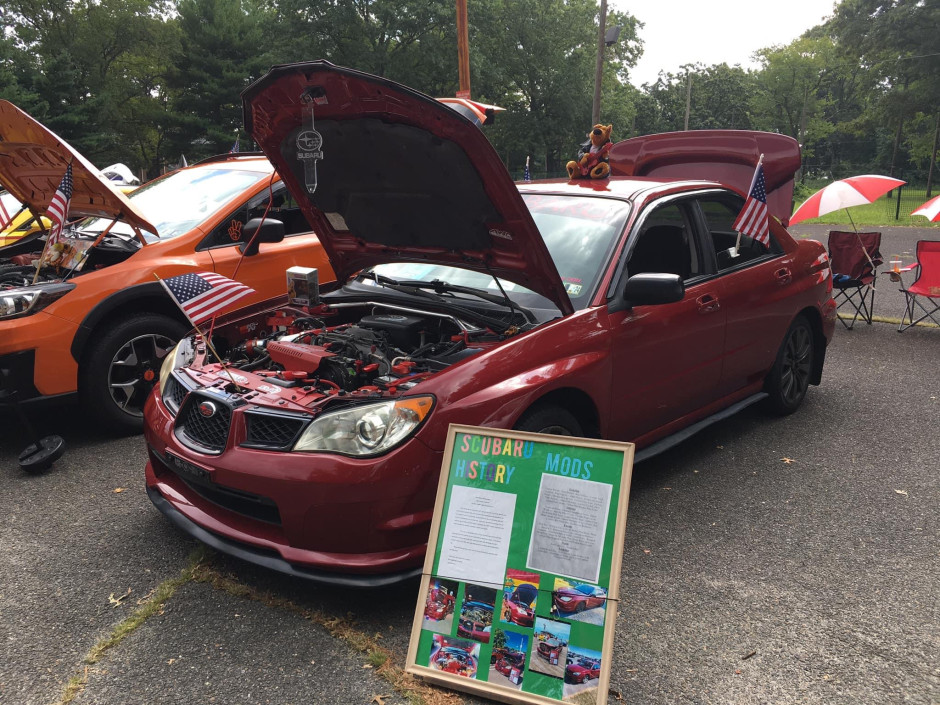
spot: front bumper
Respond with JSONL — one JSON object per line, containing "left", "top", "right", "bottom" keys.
{"left": 144, "top": 389, "right": 440, "bottom": 584}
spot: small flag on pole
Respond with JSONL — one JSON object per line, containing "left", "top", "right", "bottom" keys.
{"left": 229, "top": 134, "right": 240, "bottom": 154}
{"left": 159, "top": 272, "right": 255, "bottom": 326}
{"left": 0, "top": 196, "right": 12, "bottom": 232}
{"left": 524, "top": 156, "right": 531, "bottom": 182}
{"left": 732, "top": 158, "right": 770, "bottom": 245}
{"left": 46, "top": 163, "right": 74, "bottom": 247}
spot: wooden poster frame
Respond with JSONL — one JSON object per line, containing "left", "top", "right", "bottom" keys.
{"left": 405, "top": 424, "right": 634, "bottom": 705}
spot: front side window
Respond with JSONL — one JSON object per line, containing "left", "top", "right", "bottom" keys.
{"left": 200, "top": 184, "right": 312, "bottom": 249}
{"left": 627, "top": 202, "right": 701, "bottom": 281}
{"left": 699, "top": 196, "right": 780, "bottom": 271}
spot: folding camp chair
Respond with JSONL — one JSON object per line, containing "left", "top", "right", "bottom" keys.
{"left": 827, "top": 231, "right": 883, "bottom": 329}
{"left": 897, "top": 240, "right": 940, "bottom": 332}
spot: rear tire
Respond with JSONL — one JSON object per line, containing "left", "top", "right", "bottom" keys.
{"left": 514, "top": 404, "right": 583, "bottom": 437}
{"left": 764, "top": 315, "right": 815, "bottom": 416}
{"left": 80, "top": 313, "right": 187, "bottom": 434}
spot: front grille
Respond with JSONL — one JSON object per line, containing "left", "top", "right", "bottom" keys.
{"left": 243, "top": 410, "right": 308, "bottom": 450}
{"left": 163, "top": 375, "right": 188, "bottom": 414}
{"left": 176, "top": 393, "right": 232, "bottom": 453}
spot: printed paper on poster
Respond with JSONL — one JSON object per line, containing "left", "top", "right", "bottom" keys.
{"left": 526, "top": 473, "right": 612, "bottom": 583}
{"left": 438, "top": 485, "right": 516, "bottom": 585}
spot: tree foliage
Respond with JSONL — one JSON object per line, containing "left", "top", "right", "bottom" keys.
{"left": 0, "top": 0, "right": 935, "bottom": 182}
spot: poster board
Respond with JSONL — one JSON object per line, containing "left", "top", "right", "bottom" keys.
{"left": 406, "top": 424, "right": 634, "bottom": 705}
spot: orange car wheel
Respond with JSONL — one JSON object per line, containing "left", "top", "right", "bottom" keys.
{"left": 79, "top": 313, "right": 187, "bottom": 434}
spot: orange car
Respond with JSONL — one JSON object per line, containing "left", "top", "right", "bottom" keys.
{"left": 0, "top": 100, "right": 332, "bottom": 432}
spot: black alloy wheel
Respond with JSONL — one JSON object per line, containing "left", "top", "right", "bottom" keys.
{"left": 764, "top": 315, "right": 815, "bottom": 415}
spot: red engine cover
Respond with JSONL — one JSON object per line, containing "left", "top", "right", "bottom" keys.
{"left": 266, "top": 340, "right": 335, "bottom": 373}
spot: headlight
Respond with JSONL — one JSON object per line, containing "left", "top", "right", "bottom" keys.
{"left": 0, "top": 283, "right": 75, "bottom": 320}
{"left": 293, "top": 396, "right": 434, "bottom": 456}
{"left": 158, "top": 337, "right": 196, "bottom": 395}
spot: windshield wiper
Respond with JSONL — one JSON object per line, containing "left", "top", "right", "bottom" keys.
{"left": 361, "top": 272, "right": 535, "bottom": 331}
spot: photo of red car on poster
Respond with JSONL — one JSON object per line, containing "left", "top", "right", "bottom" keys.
{"left": 528, "top": 617, "right": 571, "bottom": 680}
{"left": 456, "top": 583, "right": 496, "bottom": 644}
{"left": 563, "top": 646, "right": 604, "bottom": 701}
{"left": 422, "top": 578, "right": 458, "bottom": 634}
{"left": 488, "top": 628, "right": 529, "bottom": 690}
{"left": 552, "top": 578, "right": 607, "bottom": 625}
{"left": 429, "top": 635, "right": 479, "bottom": 678}
{"left": 500, "top": 568, "right": 540, "bottom": 628}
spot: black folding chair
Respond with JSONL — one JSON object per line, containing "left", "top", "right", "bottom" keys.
{"left": 827, "top": 231, "right": 883, "bottom": 329}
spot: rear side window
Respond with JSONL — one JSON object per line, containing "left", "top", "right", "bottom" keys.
{"left": 699, "top": 197, "right": 780, "bottom": 271}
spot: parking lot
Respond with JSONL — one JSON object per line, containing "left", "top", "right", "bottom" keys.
{"left": 1, "top": 226, "right": 938, "bottom": 705}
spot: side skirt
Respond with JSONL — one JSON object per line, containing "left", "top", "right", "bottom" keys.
{"left": 634, "top": 392, "right": 768, "bottom": 464}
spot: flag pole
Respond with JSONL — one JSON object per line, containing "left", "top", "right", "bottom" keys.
{"left": 153, "top": 273, "right": 243, "bottom": 391}
{"left": 734, "top": 153, "right": 764, "bottom": 256}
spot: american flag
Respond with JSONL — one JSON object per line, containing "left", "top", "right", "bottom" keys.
{"left": 46, "top": 163, "right": 73, "bottom": 246}
{"left": 160, "top": 272, "right": 255, "bottom": 325}
{"left": 0, "top": 196, "right": 12, "bottom": 232}
{"left": 229, "top": 135, "right": 240, "bottom": 154}
{"left": 732, "top": 162, "right": 770, "bottom": 245}
{"left": 524, "top": 156, "right": 531, "bottom": 182}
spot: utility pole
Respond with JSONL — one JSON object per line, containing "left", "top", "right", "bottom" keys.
{"left": 456, "top": 0, "right": 471, "bottom": 98}
{"left": 926, "top": 112, "right": 939, "bottom": 199}
{"left": 683, "top": 72, "right": 691, "bottom": 131}
{"left": 591, "top": 0, "right": 608, "bottom": 125}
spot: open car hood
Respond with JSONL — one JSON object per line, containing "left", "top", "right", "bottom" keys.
{"left": 242, "top": 61, "right": 573, "bottom": 315}
{"left": 0, "top": 101, "right": 156, "bottom": 235}
{"left": 609, "top": 130, "right": 801, "bottom": 226}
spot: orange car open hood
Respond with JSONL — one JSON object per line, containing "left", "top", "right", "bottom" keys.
{"left": 0, "top": 101, "right": 156, "bottom": 235}
{"left": 242, "top": 61, "right": 574, "bottom": 315}
{"left": 609, "top": 130, "right": 801, "bottom": 226}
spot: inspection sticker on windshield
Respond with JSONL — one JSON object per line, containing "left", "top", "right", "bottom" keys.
{"left": 296, "top": 95, "right": 323, "bottom": 194}
{"left": 564, "top": 282, "right": 583, "bottom": 296}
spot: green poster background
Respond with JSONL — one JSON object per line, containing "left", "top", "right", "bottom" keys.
{"left": 413, "top": 426, "right": 631, "bottom": 704}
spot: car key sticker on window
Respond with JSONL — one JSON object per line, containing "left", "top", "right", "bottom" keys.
{"left": 296, "top": 95, "right": 323, "bottom": 194}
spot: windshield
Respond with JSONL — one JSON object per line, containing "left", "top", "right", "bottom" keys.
{"left": 80, "top": 166, "right": 272, "bottom": 242}
{"left": 367, "top": 194, "right": 629, "bottom": 312}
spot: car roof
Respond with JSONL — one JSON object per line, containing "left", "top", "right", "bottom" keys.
{"left": 517, "top": 176, "right": 722, "bottom": 202}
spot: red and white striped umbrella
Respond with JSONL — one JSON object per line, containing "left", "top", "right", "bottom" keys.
{"left": 911, "top": 194, "right": 940, "bottom": 222}
{"left": 790, "top": 174, "right": 906, "bottom": 225}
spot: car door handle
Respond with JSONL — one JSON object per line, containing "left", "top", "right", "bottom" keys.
{"left": 775, "top": 267, "right": 792, "bottom": 285}
{"left": 696, "top": 293, "right": 720, "bottom": 314}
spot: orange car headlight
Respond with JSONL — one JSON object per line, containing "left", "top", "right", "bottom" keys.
{"left": 0, "top": 283, "right": 74, "bottom": 320}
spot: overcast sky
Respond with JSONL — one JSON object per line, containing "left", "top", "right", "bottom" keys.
{"left": 619, "top": 0, "right": 840, "bottom": 87}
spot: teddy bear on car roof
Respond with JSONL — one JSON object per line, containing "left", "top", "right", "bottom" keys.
{"left": 566, "top": 124, "right": 613, "bottom": 179}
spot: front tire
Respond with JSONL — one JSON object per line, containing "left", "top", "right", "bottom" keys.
{"left": 514, "top": 405, "right": 583, "bottom": 436}
{"left": 764, "top": 315, "right": 815, "bottom": 416}
{"left": 80, "top": 313, "right": 187, "bottom": 434}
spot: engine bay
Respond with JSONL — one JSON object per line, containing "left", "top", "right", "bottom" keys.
{"left": 180, "top": 301, "right": 512, "bottom": 409}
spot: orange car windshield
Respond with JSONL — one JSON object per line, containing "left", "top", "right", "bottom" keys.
{"left": 81, "top": 167, "right": 272, "bottom": 242}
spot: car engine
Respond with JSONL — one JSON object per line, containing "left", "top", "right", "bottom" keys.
{"left": 204, "top": 305, "right": 500, "bottom": 400}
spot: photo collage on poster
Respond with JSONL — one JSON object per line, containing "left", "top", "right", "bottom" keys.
{"left": 419, "top": 567, "right": 610, "bottom": 702}
{"left": 413, "top": 428, "right": 629, "bottom": 704}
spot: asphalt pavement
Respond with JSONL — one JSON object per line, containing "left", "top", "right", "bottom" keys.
{"left": 1, "top": 225, "right": 937, "bottom": 705}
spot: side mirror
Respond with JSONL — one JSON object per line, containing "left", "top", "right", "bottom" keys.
{"left": 239, "top": 217, "right": 285, "bottom": 257}
{"left": 623, "top": 273, "right": 685, "bottom": 306}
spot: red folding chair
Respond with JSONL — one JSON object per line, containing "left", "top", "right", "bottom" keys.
{"left": 828, "top": 231, "right": 883, "bottom": 329}
{"left": 897, "top": 240, "right": 940, "bottom": 332}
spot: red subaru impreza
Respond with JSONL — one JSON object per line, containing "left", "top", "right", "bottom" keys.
{"left": 144, "top": 62, "right": 835, "bottom": 586}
